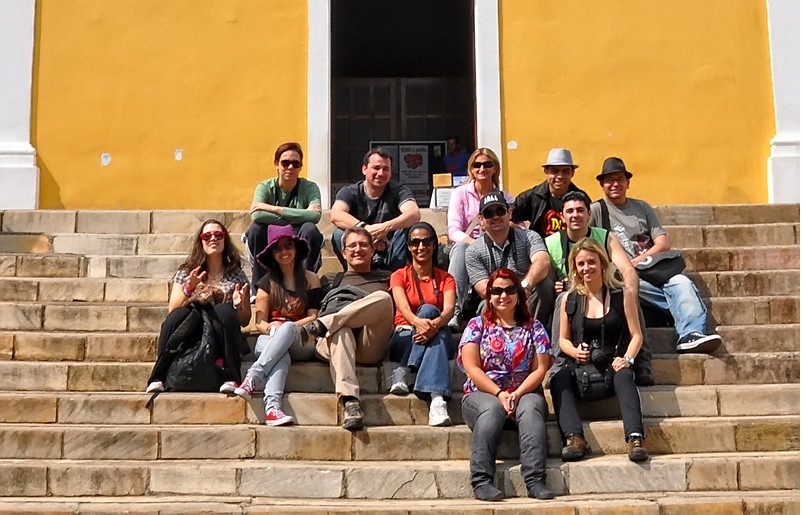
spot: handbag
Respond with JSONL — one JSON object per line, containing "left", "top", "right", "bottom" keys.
{"left": 574, "top": 362, "right": 615, "bottom": 402}
{"left": 635, "top": 250, "right": 686, "bottom": 287}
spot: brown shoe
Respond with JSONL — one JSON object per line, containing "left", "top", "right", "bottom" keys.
{"left": 561, "top": 434, "right": 588, "bottom": 462}
{"left": 628, "top": 435, "right": 649, "bottom": 462}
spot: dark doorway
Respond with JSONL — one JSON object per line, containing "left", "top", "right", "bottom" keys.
{"left": 330, "top": 0, "right": 475, "bottom": 192}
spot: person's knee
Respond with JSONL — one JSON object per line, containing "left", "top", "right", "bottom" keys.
{"left": 417, "top": 304, "right": 441, "bottom": 319}
{"left": 517, "top": 393, "right": 548, "bottom": 420}
{"left": 299, "top": 222, "right": 323, "bottom": 244}
{"left": 613, "top": 368, "right": 636, "bottom": 388}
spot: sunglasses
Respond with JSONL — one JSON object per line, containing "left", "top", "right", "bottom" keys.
{"left": 271, "top": 240, "right": 296, "bottom": 252}
{"left": 280, "top": 159, "right": 302, "bottom": 169}
{"left": 472, "top": 161, "right": 495, "bottom": 169}
{"left": 200, "top": 231, "right": 226, "bottom": 242}
{"left": 482, "top": 206, "right": 508, "bottom": 219}
{"left": 408, "top": 237, "right": 435, "bottom": 248}
{"left": 489, "top": 285, "right": 519, "bottom": 296}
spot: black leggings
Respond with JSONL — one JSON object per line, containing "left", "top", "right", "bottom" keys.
{"left": 549, "top": 364, "right": 644, "bottom": 442}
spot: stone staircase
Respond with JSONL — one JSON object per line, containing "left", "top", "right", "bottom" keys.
{"left": 0, "top": 205, "right": 798, "bottom": 514}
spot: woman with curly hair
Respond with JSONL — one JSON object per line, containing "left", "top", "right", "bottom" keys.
{"left": 146, "top": 219, "right": 250, "bottom": 394}
{"left": 457, "top": 267, "right": 554, "bottom": 501}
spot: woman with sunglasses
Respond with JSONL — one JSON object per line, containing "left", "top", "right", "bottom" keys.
{"left": 550, "top": 238, "right": 647, "bottom": 462}
{"left": 233, "top": 224, "right": 322, "bottom": 426}
{"left": 457, "top": 267, "right": 554, "bottom": 501}
{"left": 388, "top": 222, "right": 457, "bottom": 426}
{"left": 245, "top": 142, "right": 324, "bottom": 291}
{"left": 146, "top": 219, "right": 251, "bottom": 394}
{"left": 446, "top": 148, "right": 518, "bottom": 329}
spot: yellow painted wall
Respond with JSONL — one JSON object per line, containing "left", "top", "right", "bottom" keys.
{"left": 498, "top": 0, "right": 776, "bottom": 205}
{"left": 32, "top": 0, "right": 308, "bottom": 209}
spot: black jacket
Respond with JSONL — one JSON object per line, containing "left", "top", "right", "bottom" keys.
{"left": 512, "top": 180, "right": 584, "bottom": 239}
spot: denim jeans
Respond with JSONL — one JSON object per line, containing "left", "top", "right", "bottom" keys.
{"left": 247, "top": 322, "right": 314, "bottom": 409}
{"left": 638, "top": 274, "right": 707, "bottom": 340}
{"left": 332, "top": 227, "right": 408, "bottom": 272}
{"left": 447, "top": 241, "right": 470, "bottom": 320}
{"left": 549, "top": 363, "right": 644, "bottom": 441}
{"left": 462, "top": 390, "right": 549, "bottom": 489}
{"left": 389, "top": 304, "right": 456, "bottom": 399}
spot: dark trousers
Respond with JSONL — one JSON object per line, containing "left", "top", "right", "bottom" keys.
{"left": 147, "top": 304, "right": 244, "bottom": 385}
{"left": 526, "top": 276, "right": 556, "bottom": 329}
{"left": 549, "top": 364, "right": 644, "bottom": 442}
{"left": 246, "top": 222, "right": 323, "bottom": 288}
{"left": 461, "top": 391, "right": 549, "bottom": 489}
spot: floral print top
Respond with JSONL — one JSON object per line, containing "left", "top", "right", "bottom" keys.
{"left": 457, "top": 316, "right": 552, "bottom": 395}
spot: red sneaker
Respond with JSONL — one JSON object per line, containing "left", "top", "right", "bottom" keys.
{"left": 264, "top": 406, "right": 294, "bottom": 426}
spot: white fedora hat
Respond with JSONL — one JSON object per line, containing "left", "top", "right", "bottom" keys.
{"left": 542, "top": 148, "right": 578, "bottom": 169}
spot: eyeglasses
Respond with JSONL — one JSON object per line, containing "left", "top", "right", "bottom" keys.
{"left": 271, "top": 240, "right": 296, "bottom": 252}
{"left": 200, "top": 231, "right": 226, "bottom": 242}
{"left": 482, "top": 206, "right": 508, "bottom": 219}
{"left": 472, "top": 161, "right": 495, "bottom": 169}
{"left": 408, "top": 237, "right": 435, "bottom": 248}
{"left": 344, "top": 241, "right": 372, "bottom": 251}
{"left": 489, "top": 285, "right": 518, "bottom": 296}
{"left": 280, "top": 159, "right": 302, "bottom": 169}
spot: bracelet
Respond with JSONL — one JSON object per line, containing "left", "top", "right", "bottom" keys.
{"left": 495, "top": 389, "right": 504, "bottom": 398}
{"left": 182, "top": 284, "right": 195, "bottom": 297}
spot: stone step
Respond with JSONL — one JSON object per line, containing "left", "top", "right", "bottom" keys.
{"left": 0, "top": 295, "right": 795, "bottom": 336}
{"left": 0, "top": 351, "right": 797, "bottom": 394}
{"left": 0, "top": 452, "right": 797, "bottom": 498}
{"left": 664, "top": 223, "right": 799, "bottom": 248}
{"left": 0, "top": 278, "right": 170, "bottom": 303}
{"left": 2, "top": 322, "right": 798, "bottom": 364}
{"left": 0, "top": 269, "right": 796, "bottom": 305}
{"left": 682, "top": 245, "right": 799, "bottom": 272}
{"left": 0, "top": 254, "right": 87, "bottom": 278}
{"left": 0, "top": 492, "right": 798, "bottom": 515}
{"left": 0, "top": 384, "right": 795, "bottom": 426}
{"left": 5, "top": 220, "right": 797, "bottom": 257}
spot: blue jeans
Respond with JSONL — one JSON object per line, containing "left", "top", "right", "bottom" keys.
{"left": 462, "top": 390, "right": 549, "bottom": 489}
{"left": 447, "top": 241, "right": 470, "bottom": 320}
{"left": 247, "top": 322, "right": 314, "bottom": 409}
{"left": 332, "top": 227, "right": 408, "bottom": 272}
{"left": 638, "top": 274, "right": 707, "bottom": 340}
{"left": 389, "top": 304, "right": 456, "bottom": 399}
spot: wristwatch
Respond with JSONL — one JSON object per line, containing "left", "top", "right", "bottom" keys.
{"left": 624, "top": 355, "right": 635, "bottom": 366}
{"left": 521, "top": 280, "right": 532, "bottom": 292}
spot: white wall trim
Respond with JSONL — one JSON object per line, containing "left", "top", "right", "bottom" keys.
{"left": 0, "top": 0, "right": 39, "bottom": 209}
{"left": 307, "top": 0, "right": 331, "bottom": 208}
{"left": 765, "top": 0, "right": 800, "bottom": 203}
{"left": 474, "top": 0, "right": 504, "bottom": 186}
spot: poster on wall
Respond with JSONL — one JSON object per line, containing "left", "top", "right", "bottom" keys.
{"left": 369, "top": 141, "right": 447, "bottom": 207}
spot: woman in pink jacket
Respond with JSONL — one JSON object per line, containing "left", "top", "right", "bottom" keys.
{"left": 446, "top": 148, "right": 518, "bottom": 329}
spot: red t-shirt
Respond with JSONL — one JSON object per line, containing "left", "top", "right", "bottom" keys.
{"left": 389, "top": 265, "right": 456, "bottom": 327}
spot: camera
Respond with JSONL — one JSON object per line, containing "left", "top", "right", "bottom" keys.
{"left": 589, "top": 339, "right": 608, "bottom": 367}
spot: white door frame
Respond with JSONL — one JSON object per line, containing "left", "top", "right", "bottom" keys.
{"left": 307, "top": 0, "right": 503, "bottom": 207}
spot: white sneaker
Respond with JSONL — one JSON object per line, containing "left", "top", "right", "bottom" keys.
{"left": 146, "top": 381, "right": 164, "bottom": 393}
{"left": 428, "top": 396, "right": 451, "bottom": 427}
{"left": 389, "top": 365, "right": 409, "bottom": 395}
{"left": 219, "top": 381, "right": 237, "bottom": 394}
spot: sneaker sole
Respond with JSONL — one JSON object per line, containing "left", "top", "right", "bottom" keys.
{"left": 429, "top": 416, "right": 452, "bottom": 427}
{"left": 342, "top": 419, "right": 363, "bottom": 430}
{"left": 145, "top": 386, "right": 164, "bottom": 394}
{"left": 676, "top": 335, "right": 723, "bottom": 354}
{"left": 265, "top": 416, "right": 294, "bottom": 426}
{"left": 389, "top": 383, "right": 409, "bottom": 395}
{"left": 233, "top": 388, "right": 252, "bottom": 400}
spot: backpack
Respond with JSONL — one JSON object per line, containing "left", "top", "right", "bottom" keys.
{"left": 163, "top": 306, "right": 223, "bottom": 392}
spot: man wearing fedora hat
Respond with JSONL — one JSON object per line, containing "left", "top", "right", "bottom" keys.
{"left": 512, "top": 148, "right": 587, "bottom": 239}
{"left": 590, "top": 157, "right": 722, "bottom": 354}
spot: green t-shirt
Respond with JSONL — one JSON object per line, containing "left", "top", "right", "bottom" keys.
{"left": 251, "top": 177, "right": 322, "bottom": 226}
{"left": 545, "top": 226, "right": 609, "bottom": 279}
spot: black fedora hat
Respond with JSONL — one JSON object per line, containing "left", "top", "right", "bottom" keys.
{"left": 596, "top": 157, "right": 633, "bottom": 181}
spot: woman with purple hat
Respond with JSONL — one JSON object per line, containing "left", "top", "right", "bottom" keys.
{"left": 233, "top": 224, "right": 323, "bottom": 426}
